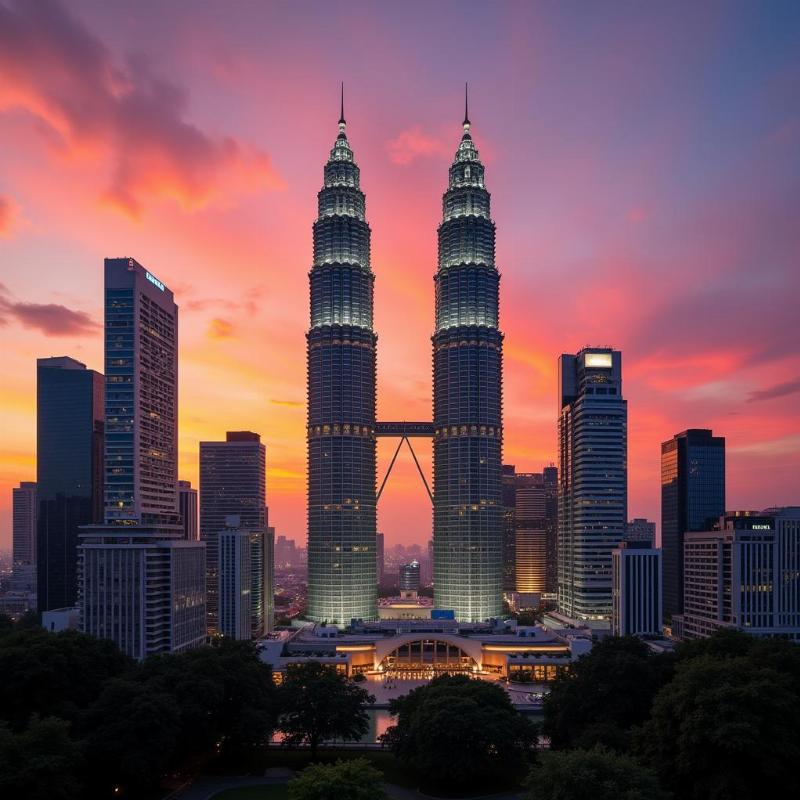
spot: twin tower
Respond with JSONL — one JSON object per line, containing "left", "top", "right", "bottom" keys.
{"left": 306, "top": 91, "right": 503, "bottom": 624}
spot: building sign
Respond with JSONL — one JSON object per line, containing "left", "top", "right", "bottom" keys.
{"left": 146, "top": 271, "right": 165, "bottom": 291}
{"left": 584, "top": 352, "right": 612, "bottom": 368}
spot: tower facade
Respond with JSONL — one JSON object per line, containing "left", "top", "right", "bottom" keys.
{"left": 433, "top": 102, "right": 504, "bottom": 622}
{"left": 306, "top": 99, "right": 377, "bottom": 624}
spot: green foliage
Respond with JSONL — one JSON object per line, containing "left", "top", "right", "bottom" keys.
{"left": 277, "top": 662, "right": 373, "bottom": 758}
{"left": 0, "top": 627, "right": 133, "bottom": 730}
{"left": 0, "top": 716, "right": 83, "bottom": 800}
{"left": 635, "top": 654, "right": 800, "bottom": 800}
{"left": 81, "top": 678, "right": 181, "bottom": 794}
{"left": 383, "top": 673, "right": 536, "bottom": 792}
{"left": 139, "top": 638, "right": 278, "bottom": 762}
{"left": 525, "top": 745, "right": 669, "bottom": 800}
{"left": 0, "top": 614, "right": 13, "bottom": 635}
{"left": 542, "top": 636, "right": 673, "bottom": 750}
{"left": 288, "top": 758, "right": 386, "bottom": 800}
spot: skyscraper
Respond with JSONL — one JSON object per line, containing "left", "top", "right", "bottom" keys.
{"left": 502, "top": 465, "right": 517, "bottom": 591}
{"left": 12, "top": 481, "right": 37, "bottom": 596}
{"left": 376, "top": 531, "right": 385, "bottom": 587}
{"left": 178, "top": 480, "right": 198, "bottom": 541}
{"left": 661, "top": 429, "right": 725, "bottom": 621}
{"left": 514, "top": 473, "right": 546, "bottom": 595}
{"left": 433, "top": 94, "right": 504, "bottom": 622}
{"left": 200, "top": 431, "right": 266, "bottom": 631}
{"left": 543, "top": 465, "right": 558, "bottom": 595}
{"left": 625, "top": 518, "right": 656, "bottom": 547}
{"left": 36, "top": 357, "right": 104, "bottom": 613}
{"left": 558, "top": 348, "right": 627, "bottom": 622}
{"left": 306, "top": 92, "right": 377, "bottom": 624}
{"left": 80, "top": 259, "right": 206, "bottom": 660}
{"left": 103, "top": 258, "right": 178, "bottom": 525}
{"left": 399, "top": 560, "right": 421, "bottom": 592}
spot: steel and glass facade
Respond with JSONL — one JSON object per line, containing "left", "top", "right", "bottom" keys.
{"left": 558, "top": 348, "right": 627, "bottom": 621}
{"left": 36, "top": 357, "right": 104, "bottom": 612}
{"left": 661, "top": 429, "right": 725, "bottom": 620}
{"left": 307, "top": 112, "right": 377, "bottom": 624}
{"left": 433, "top": 115, "right": 504, "bottom": 622}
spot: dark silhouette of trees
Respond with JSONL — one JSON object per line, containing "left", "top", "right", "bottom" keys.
{"left": 277, "top": 662, "right": 373, "bottom": 759}
{"left": 287, "top": 758, "right": 387, "bottom": 800}
{"left": 525, "top": 745, "right": 670, "bottom": 800}
{"left": 382, "top": 673, "right": 536, "bottom": 792}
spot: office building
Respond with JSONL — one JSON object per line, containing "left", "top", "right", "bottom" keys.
{"left": 514, "top": 473, "right": 546, "bottom": 596}
{"left": 103, "top": 258, "right": 179, "bottom": 525}
{"left": 80, "top": 259, "right": 206, "bottom": 660}
{"left": 682, "top": 509, "right": 800, "bottom": 640}
{"left": 218, "top": 516, "right": 274, "bottom": 640}
{"left": 200, "top": 431, "right": 266, "bottom": 631}
{"left": 625, "top": 518, "right": 656, "bottom": 547}
{"left": 612, "top": 542, "right": 662, "bottom": 636}
{"left": 399, "top": 560, "right": 421, "bottom": 592}
{"left": 558, "top": 348, "right": 627, "bottom": 622}
{"left": 543, "top": 465, "right": 558, "bottom": 595}
{"left": 661, "top": 429, "right": 725, "bottom": 620}
{"left": 11, "top": 481, "right": 37, "bottom": 597}
{"left": 502, "top": 465, "right": 517, "bottom": 591}
{"left": 36, "top": 357, "right": 104, "bottom": 612}
{"left": 306, "top": 96, "right": 378, "bottom": 625}
{"left": 433, "top": 97, "right": 504, "bottom": 622}
{"left": 178, "top": 480, "right": 198, "bottom": 541}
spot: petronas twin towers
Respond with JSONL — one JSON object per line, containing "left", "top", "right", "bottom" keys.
{"left": 307, "top": 90, "right": 503, "bottom": 625}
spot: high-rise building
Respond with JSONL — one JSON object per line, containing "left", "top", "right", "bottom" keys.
{"left": 399, "top": 560, "right": 421, "bottom": 592}
{"left": 12, "top": 481, "right": 37, "bottom": 596}
{"left": 433, "top": 97, "right": 504, "bottom": 623}
{"left": 36, "top": 357, "right": 104, "bottom": 612}
{"left": 376, "top": 532, "right": 385, "bottom": 587}
{"left": 178, "top": 480, "right": 198, "bottom": 541}
{"left": 661, "top": 429, "right": 725, "bottom": 621}
{"left": 625, "top": 518, "right": 656, "bottom": 547}
{"left": 543, "top": 465, "right": 558, "bottom": 595}
{"left": 502, "top": 465, "right": 517, "bottom": 591}
{"left": 612, "top": 542, "right": 662, "bottom": 637}
{"left": 103, "top": 258, "right": 178, "bottom": 525}
{"left": 682, "top": 509, "right": 800, "bottom": 640}
{"left": 218, "top": 516, "right": 273, "bottom": 639}
{"left": 514, "top": 473, "right": 546, "bottom": 595}
{"left": 306, "top": 95, "right": 377, "bottom": 625}
{"left": 558, "top": 348, "right": 627, "bottom": 622}
{"left": 80, "top": 259, "right": 206, "bottom": 660}
{"left": 200, "top": 431, "right": 266, "bottom": 631}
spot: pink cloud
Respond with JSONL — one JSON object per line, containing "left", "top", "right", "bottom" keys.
{"left": 0, "top": 0, "right": 283, "bottom": 219}
{"left": 386, "top": 125, "right": 449, "bottom": 165}
{"left": 0, "top": 283, "right": 99, "bottom": 336}
{"left": 0, "top": 194, "right": 17, "bottom": 236}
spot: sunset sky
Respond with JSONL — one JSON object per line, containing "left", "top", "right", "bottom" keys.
{"left": 1, "top": 0, "right": 799, "bottom": 550}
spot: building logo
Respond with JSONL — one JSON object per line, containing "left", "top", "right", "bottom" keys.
{"left": 146, "top": 271, "right": 165, "bottom": 291}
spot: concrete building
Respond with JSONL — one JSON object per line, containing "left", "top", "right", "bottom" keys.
{"left": 200, "top": 431, "right": 266, "bottom": 631}
{"left": 625, "top": 518, "right": 656, "bottom": 548}
{"left": 178, "top": 480, "right": 198, "bottom": 541}
{"left": 36, "top": 357, "right": 104, "bottom": 613}
{"left": 558, "top": 348, "right": 627, "bottom": 623}
{"left": 682, "top": 509, "right": 800, "bottom": 640}
{"left": 661, "top": 429, "right": 725, "bottom": 621}
{"left": 79, "top": 259, "right": 206, "bottom": 660}
{"left": 612, "top": 543, "right": 662, "bottom": 637}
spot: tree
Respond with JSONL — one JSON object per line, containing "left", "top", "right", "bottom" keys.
{"left": 81, "top": 678, "right": 181, "bottom": 795}
{"left": 277, "top": 662, "right": 373, "bottom": 759}
{"left": 139, "top": 638, "right": 277, "bottom": 762}
{"left": 288, "top": 758, "right": 387, "bottom": 800}
{"left": 382, "top": 674, "right": 536, "bottom": 792}
{"left": 0, "top": 627, "right": 132, "bottom": 730}
{"left": 0, "top": 716, "right": 83, "bottom": 800}
{"left": 635, "top": 655, "right": 800, "bottom": 800}
{"left": 542, "top": 636, "right": 673, "bottom": 750}
{"left": 525, "top": 745, "right": 669, "bottom": 800}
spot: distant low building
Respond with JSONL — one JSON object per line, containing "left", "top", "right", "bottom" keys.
{"left": 612, "top": 543, "right": 662, "bottom": 637}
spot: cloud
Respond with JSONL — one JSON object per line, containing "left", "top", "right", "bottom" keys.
{"left": 0, "top": 0, "right": 283, "bottom": 219}
{"left": 207, "top": 318, "right": 235, "bottom": 339}
{"left": 0, "top": 195, "right": 17, "bottom": 236}
{"left": 386, "top": 125, "right": 449, "bottom": 166}
{"left": 0, "top": 283, "right": 99, "bottom": 336}
{"left": 269, "top": 398, "right": 303, "bottom": 408}
{"left": 747, "top": 378, "right": 800, "bottom": 403}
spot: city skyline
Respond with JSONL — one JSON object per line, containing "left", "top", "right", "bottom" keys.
{"left": 2, "top": 1, "right": 800, "bottom": 550}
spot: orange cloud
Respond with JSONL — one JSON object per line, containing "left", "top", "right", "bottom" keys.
{"left": 207, "top": 317, "right": 235, "bottom": 339}
{"left": 0, "top": 194, "right": 17, "bottom": 236}
{"left": 0, "top": 0, "right": 283, "bottom": 219}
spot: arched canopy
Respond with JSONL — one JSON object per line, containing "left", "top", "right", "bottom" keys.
{"left": 374, "top": 633, "right": 483, "bottom": 671}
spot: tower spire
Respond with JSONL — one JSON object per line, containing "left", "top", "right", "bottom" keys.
{"left": 463, "top": 82, "right": 470, "bottom": 129}
{"left": 338, "top": 82, "right": 345, "bottom": 127}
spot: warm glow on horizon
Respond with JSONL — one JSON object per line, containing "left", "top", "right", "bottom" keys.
{"left": 1, "top": 1, "right": 799, "bottom": 550}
